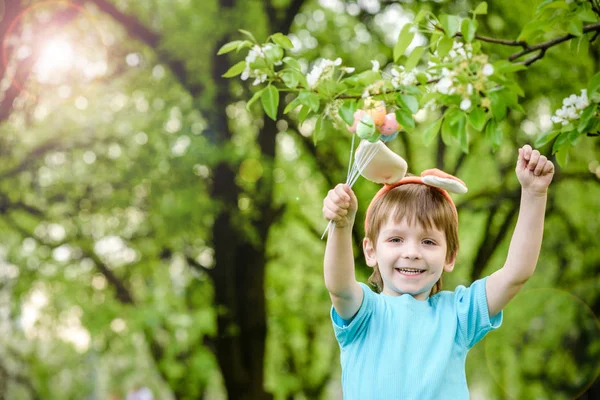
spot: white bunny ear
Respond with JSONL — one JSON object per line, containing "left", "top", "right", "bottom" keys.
{"left": 422, "top": 175, "right": 468, "bottom": 194}
{"left": 356, "top": 141, "right": 408, "bottom": 184}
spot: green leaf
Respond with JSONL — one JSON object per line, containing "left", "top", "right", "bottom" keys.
{"left": 339, "top": 100, "right": 357, "bottom": 126}
{"left": 270, "top": 33, "right": 293, "bottom": 49}
{"left": 283, "top": 97, "right": 301, "bottom": 114}
{"left": 238, "top": 29, "right": 257, "bottom": 43}
{"left": 571, "top": 35, "right": 589, "bottom": 58}
{"left": 578, "top": 104, "right": 598, "bottom": 133}
{"left": 297, "top": 92, "right": 320, "bottom": 112}
{"left": 441, "top": 116, "right": 455, "bottom": 145}
{"left": 261, "top": 85, "right": 279, "bottom": 120}
{"left": 567, "top": 129, "right": 580, "bottom": 144}
{"left": 488, "top": 92, "right": 507, "bottom": 120}
{"left": 518, "top": 21, "right": 545, "bottom": 42}
{"left": 567, "top": 19, "right": 583, "bottom": 37}
{"left": 283, "top": 57, "right": 301, "bottom": 71}
{"left": 474, "top": 2, "right": 488, "bottom": 15}
{"left": 297, "top": 105, "right": 312, "bottom": 124}
{"left": 414, "top": 9, "right": 431, "bottom": 24}
{"left": 395, "top": 109, "right": 415, "bottom": 131}
{"left": 588, "top": 71, "right": 600, "bottom": 96}
{"left": 394, "top": 24, "right": 415, "bottom": 63}
{"left": 345, "top": 70, "right": 380, "bottom": 87}
{"left": 423, "top": 118, "right": 443, "bottom": 147}
{"left": 555, "top": 145, "right": 570, "bottom": 167}
{"left": 461, "top": 19, "right": 477, "bottom": 43}
{"left": 579, "top": 9, "right": 598, "bottom": 22}
{"left": 217, "top": 41, "right": 242, "bottom": 55}
{"left": 441, "top": 108, "right": 463, "bottom": 145}
{"left": 317, "top": 81, "right": 346, "bottom": 97}
{"left": 552, "top": 131, "right": 569, "bottom": 154}
{"left": 439, "top": 14, "right": 461, "bottom": 38}
{"left": 222, "top": 61, "right": 246, "bottom": 78}
{"left": 493, "top": 60, "right": 528, "bottom": 74}
{"left": 314, "top": 115, "right": 331, "bottom": 145}
{"left": 534, "top": 130, "right": 559, "bottom": 147}
{"left": 437, "top": 37, "right": 454, "bottom": 58}
{"left": 397, "top": 94, "right": 419, "bottom": 114}
{"left": 485, "top": 119, "right": 502, "bottom": 151}
{"left": 429, "top": 31, "right": 443, "bottom": 52}
{"left": 468, "top": 107, "right": 487, "bottom": 131}
{"left": 246, "top": 87, "right": 266, "bottom": 111}
{"left": 281, "top": 71, "right": 299, "bottom": 89}
{"left": 405, "top": 46, "right": 425, "bottom": 71}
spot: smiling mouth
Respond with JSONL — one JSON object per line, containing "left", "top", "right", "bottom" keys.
{"left": 395, "top": 268, "right": 425, "bottom": 276}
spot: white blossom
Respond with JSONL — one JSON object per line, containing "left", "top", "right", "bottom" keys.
{"left": 551, "top": 89, "right": 590, "bottom": 125}
{"left": 460, "top": 98, "right": 472, "bottom": 111}
{"left": 371, "top": 60, "right": 380, "bottom": 72}
{"left": 390, "top": 66, "right": 417, "bottom": 88}
{"left": 306, "top": 58, "right": 344, "bottom": 88}
{"left": 482, "top": 64, "right": 494, "bottom": 76}
{"left": 435, "top": 77, "right": 454, "bottom": 95}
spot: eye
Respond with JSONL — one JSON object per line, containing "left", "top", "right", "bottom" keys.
{"left": 389, "top": 237, "right": 403, "bottom": 243}
{"left": 423, "top": 239, "right": 437, "bottom": 246}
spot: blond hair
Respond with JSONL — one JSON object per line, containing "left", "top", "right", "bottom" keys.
{"left": 364, "top": 183, "right": 459, "bottom": 295}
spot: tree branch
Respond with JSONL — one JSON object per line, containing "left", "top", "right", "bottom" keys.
{"left": 509, "top": 22, "right": 600, "bottom": 65}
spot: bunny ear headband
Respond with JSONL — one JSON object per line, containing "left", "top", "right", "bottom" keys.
{"left": 322, "top": 99, "right": 468, "bottom": 239}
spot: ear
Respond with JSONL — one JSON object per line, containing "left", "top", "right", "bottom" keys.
{"left": 363, "top": 237, "right": 377, "bottom": 267}
{"left": 444, "top": 253, "right": 456, "bottom": 272}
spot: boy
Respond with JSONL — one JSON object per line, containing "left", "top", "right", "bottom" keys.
{"left": 322, "top": 145, "right": 554, "bottom": 399}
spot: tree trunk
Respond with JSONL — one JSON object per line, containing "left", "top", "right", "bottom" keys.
{"left": 209, "top": 1, "right": 275, "bottom": 393}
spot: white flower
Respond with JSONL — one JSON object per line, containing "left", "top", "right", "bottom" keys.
{"left": 482, "top": 64, "right": 494, "bottom": 76}
{"left": 467, "top": 83, "right": 474, "bottom": 95}
{"left": 565, "top": 107, "right": 579, "bottom": 120}
{"left": 306, "top": 58, "right": 344, "bottom": 88}
{"left": 552, "top": 89, "right": 590, "bottom": 125}
{"left": 460, "top": 98, "right": 472, "bottom": 111}
{"left": 371, "top": 60, "right": 380, "bottom": 72}
{"left": 563, "top": 94, "right": 578, "bottom": 106}
{"left": 575, "top": 89, "right": 589, "bottom": 110}
{"left": 241, "top": 70, "right": 250, "bottom": 81}
{"left": 341, "top": 67, "right": 355, "bottom": 73}
{"left": 435, "top": 77, "right": 453, "bottom": 94}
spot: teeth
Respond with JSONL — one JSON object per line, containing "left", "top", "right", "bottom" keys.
{"left": 397, "top": 268, "right": 423, "bottom": 273}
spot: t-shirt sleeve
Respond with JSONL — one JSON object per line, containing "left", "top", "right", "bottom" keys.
{"left": 455, "top": 276, "right": 503, "bottom": 349}
{"left": 330, "top": 283, "right": 376, "bottom": 348}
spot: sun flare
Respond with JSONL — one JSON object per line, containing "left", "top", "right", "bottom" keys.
{"left": 34, "top": 38, "right": 75, "bottom": 82}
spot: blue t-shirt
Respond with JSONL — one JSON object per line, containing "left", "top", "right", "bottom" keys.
{"left": 331, "top": 277, "right": 502, "bottom": 400}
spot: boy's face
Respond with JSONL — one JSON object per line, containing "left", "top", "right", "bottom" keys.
{"left": 363, "top": 217, "right": 455, "bottom": 300}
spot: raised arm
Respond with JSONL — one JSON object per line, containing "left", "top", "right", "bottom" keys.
{"left": 323, "top": 184, "right": 363, "bottom": 320}
{"left": 486, "top": 145, "right": 555, "bottom": 317}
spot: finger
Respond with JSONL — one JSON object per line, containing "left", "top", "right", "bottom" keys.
{"left": 522, "top": 144, "right": 533, "bottom": 160}
{"left": 324, "top": 198, "right": 348, "bottom": 216}
{"left": 534, "top": 155, "right": 547, "bottom": 175}
{"left": 328, "top": 188, "right": 347, "bottom": 206}
{"left": 334, "top": 184, "right": 351, "bottom": 204}
{"left": 323, "top": 205, "right": 344, "bottom": 222}
{"left": 528, "top": 150, "right": 540, "bottom": 170}
{"left": 517, "top": 148, "right": 526, "bottom": 170}
{"left": 542, "top": 160, "right": 554, "bottom": 175}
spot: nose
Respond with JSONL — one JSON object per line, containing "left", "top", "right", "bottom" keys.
{"left": 401, "top": 241, "right": 421, "bottom": 260}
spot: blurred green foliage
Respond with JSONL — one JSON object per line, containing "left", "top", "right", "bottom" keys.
{"left": 0, "top": 1, "right": 598, "bottom": 399}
